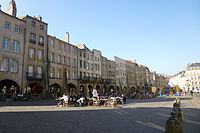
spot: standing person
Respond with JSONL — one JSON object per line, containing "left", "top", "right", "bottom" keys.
{"left": 190, "top": 90, "right": 194, "bottom": 96}
{"left": 121, "top": 94, "right": 126, "bottom": 104}
{"left": 92, "top": 88, "right": 98, "bottom": 98}
{"left": 184, "top": 90, "right": 187, "bottom": 95}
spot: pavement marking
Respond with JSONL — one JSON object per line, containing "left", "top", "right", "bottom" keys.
{"left": 136, "top": 120, "right": 165, "bottom": 131}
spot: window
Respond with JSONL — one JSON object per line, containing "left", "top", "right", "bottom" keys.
{"left": 14, "top": 25, "right": 20, "bottom": 32}
{"left": 28, "top": 66, "right": 34, "bottom": 76}
{"left": 67, "top": 70, "right": 70, "bottom": 79}
{"left": 0, "top": 59, "right": 9, "bottom": 72}
{"left": 62, "top": 56, "right": 66, "bottom": 64}
{"left": 80, "top": 51, "right": 82, "bottom": 57}
{"left": 29, "top": 48, "right": 35, "bottom": 59}
{"left": 50, "top": 53, "right": 55, "bottom": 62}
{"left": 11, "top": 60, "right": 18, "bottom": 73}
{"left": 80, "top": 71, "right": 82, "bottom": 79}
{"left": 40, "top": 25, "right": 44, "bottom": 30}
{"left": 12, "top": 40, "right": 19, "bottom": 53}
{"left": 31, "top": 21, "right": 36, "bottom": 27}
{"left": 90, "top": 64, "right": 93, "bottom": 70}
{"left": 5, "top": 22, "right": 11, "bottom": 30}
{"left": 50, "top": 67, "right": 55, "bottom": 77}
{"left": 95, "top": 64, "right": 98, "bottom": 70}
{"left": 51, "top": 39, "right": 55, "bottom": 47}
{"left": 67, "top": 57, "right": 70, "bottom": 66}
{"left": 57, "top": 55, "right": 61, "bottom": 64}
{"left": 2, "top": 38, "right": 10, "bottom": 50}
{"left": 38, "top": 36, "right": 44, "bottom": 45}
{"left": 30, "top": 33, "right": 36, "bottom": 43}
{"left": 83, "top": 61, "right": 86, "bottom": 69}
{"left": 86, "top": 63, "right": 89, "bottom": 70}
{"left": 37, "top": 50, "right": 43, "bottom": 61}
{"left": 73, "top": 71, "right": 76, "bottom": 79}
{"left": 62, "top": 43, "right": 65, "bottom": 51}
{"left": 83, "top": 52, "right": 86, "bottom": 58}
{"left": 80, "top": 60, "right": 82, "bottom": 68}
{"left": 37, "top": 67, "right": 42, "bottom": 78}
{"left": 57, "top": 69, "right": 61, "bottom": 78}
{"left": 73, "top": 59, "right": 76, "bottom": 67}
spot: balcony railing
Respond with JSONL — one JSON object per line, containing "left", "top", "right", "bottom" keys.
{"left": 27, "top": 72, "right": 44, "bottom": 80}
{"left": 49, "top": 75, "right": 62, "bottom": 79}
{"left": 78, "top": 76, "right": 111, "bottom": 84}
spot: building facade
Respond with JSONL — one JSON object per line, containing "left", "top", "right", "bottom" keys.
{"left": 0, "top": 1, "right": 169, "bottom": 99}
{"left": 170, "top": 63, "right": 200, "bottom": 92}
{"left": 48, "top": 35, "right": 78, "bottom": 98}
{"left": 0, "top": 6, "right": 25, "bottom": 98}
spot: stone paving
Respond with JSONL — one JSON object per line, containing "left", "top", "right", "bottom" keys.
{"left": 0, "top": 95, "right": 199, "bottom": 133}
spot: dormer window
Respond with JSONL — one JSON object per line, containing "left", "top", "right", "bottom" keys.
{"left": 31, "top": 21, "right": 36, "bottom": 27}
{"left": 40, "top": 25, "right": 44, "bottom": 30}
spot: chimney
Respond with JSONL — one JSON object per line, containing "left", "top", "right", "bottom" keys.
{"left": 37, "top": 15, "right": 42, "bottom": 21}
{"left": 65, "top": 32, "right": 69, "bottom": 43}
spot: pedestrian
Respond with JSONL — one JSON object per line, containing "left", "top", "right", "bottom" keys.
{"left": 92, "top": 88, "right": 98, "bottom": 98}
{"left": 190, "top": 90, "right": 194, "bottom": 96}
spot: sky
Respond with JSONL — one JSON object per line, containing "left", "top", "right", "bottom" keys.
{"left": 1, "top": 0, "right": 200, "bottom": 75}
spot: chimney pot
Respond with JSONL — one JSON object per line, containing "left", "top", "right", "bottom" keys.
{"left": 65, "top": 32, "right": 69, "bottom": 43}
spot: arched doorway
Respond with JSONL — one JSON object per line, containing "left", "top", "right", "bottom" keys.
{"left": 123, "top": 87, "right": 128, "bottom": 94}
{"left": 88, "top": 85, "right": 93, "bottom": 97}
{"left": 27, "top": 83, "right": 43, "bottom": 95}
{"left": 131, "top": 87, "right": 136, "bottom": 93}
{"left": 68, "top": 83, "right": 76, "bottom": 96}
{"left": 50, "top": 83, "right": 62, "bottom": 98}
{"left": 0, "top": 79, "right": 20, "bottom": 98}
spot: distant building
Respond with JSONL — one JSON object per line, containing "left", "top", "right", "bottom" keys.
{"left": 169, "top": 63, "right": 200, "bottom": 92}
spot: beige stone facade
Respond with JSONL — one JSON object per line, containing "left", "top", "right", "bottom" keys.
{"left": 48, "top": 35, "right": 78, "bottom": 97}
{"left": 0, "top": 10, "right": 25, "bottom": 97}
{"left": 114, "top": 56, "right": 127, "bottom": 93}
{"left": 0, "top": 1, "right": 169, "bottom": 99}
{"left": 20, "top": 15, "right": 48, "bottom": 98}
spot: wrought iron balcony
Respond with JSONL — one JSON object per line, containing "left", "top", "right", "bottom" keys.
{"left": 78, "top": 76, "right": 111, "bottom": 84}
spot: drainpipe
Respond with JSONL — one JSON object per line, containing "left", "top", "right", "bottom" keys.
{"left": 45, "top": 27, "right": 49, "bottom": 99}
{"left": 21, "top": 27, "right": 26, "bottom": 94}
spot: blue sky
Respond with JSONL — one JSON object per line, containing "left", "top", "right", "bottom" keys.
{"left": 1, "top": 0, "right": 200, "bottom": 75}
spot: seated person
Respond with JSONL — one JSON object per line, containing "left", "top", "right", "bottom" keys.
{"left": 58, "top": 93, "right": 69, "bottom": 107}
{"left": 77, "top": 97, "right": 85, "bottom": 106}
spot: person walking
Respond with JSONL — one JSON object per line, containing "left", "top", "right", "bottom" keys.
{"left": 190, "top": 90, "right": 194, "bottom": 96}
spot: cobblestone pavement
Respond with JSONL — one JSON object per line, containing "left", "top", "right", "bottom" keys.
{"left": 0, "top": 95, "right": 199, "bottom": 133}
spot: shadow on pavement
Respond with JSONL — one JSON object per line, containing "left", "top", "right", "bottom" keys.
{"left": 0, "top": 106, "right": 199, "bottom": 133}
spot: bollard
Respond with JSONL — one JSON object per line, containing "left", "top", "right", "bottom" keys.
{"left": 165, "top": 111, "right": 183, "bottom": 133}
{"left": 173, "top": 98, "right": 181, "bottom": 108}
{"left": 173, "top": 107, "right": 184, "bottom": 121}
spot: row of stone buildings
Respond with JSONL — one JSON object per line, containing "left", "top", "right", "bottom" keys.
{"left": 0, "top": 1, "right": 168, "bottom": 99}
{"left": 169, "top": 63, "right": 200, "bottom": 92}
